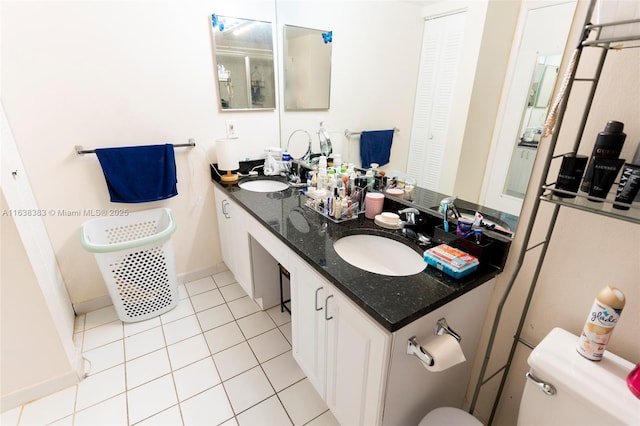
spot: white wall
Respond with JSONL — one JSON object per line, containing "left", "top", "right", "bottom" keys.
{"left": 1, "top": 0, "right": 281, "bottom": 308}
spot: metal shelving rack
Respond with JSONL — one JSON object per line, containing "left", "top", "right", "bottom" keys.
{"left": 469, "top": 1, "right": 640, "bottom": 423}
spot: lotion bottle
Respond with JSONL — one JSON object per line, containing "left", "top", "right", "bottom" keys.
{"left": 577, "top": 285, "right": 625, "bottom": 361}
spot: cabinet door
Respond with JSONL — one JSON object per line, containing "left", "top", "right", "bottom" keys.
{"left": 325, "top": 284, "right": 390, "bottom": 426}
{"left": 213, "top": 186, "right": 234, "bottom": 271}
{"left": 290, "top": 255, "right": 327, "bottom": 396}
{"left": 213, "top": 187, "right": 252, "bottom": 297}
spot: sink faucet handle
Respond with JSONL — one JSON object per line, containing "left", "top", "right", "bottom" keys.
{"left": 398, "top": 207, "right": 419, "bottom": 215}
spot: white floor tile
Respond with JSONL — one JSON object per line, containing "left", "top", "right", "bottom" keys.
{"left": 212, "top": 270, "right": 236, "bottom": 288}
{"left": 76, "top": 364, "right": 126, "bottom": 411}
{"left": 162, "top": 314, "right": 202, "bottom": 345}
{"left": 48, "top": 414, "right": 73, "bottom": 425}
{"left": 219, "top": 283, "right": 247, "bottom": 302}
{"left": 160, "top": 299, "right": 195, "bottom": 324}
{"left": 125, "top": 326, "right": 165, "bottom": 361}
{"left": 204, "top": 322, "right": 245, "bottom": 354}
{"left": 136, "top": 405, "right": 183, "bottom": 425}
{"left": 73, "top": 393, "right": 127, "bottom": 425}
{"left": 126, "top": 374, "right": 177, "bottom": 424}
{"left": 227, "top": 297, "right": 261, "bottom": 320}
{"left": 190, "top": 288, "right": 225, "bottom": 312}
{"left": 185, "top": 276, "right": 217, "bottom": 296}
{"left": 83, "top": 320, "right": 123, "bottom": 352}
{"left": 83, "top": 339, "right": 124, "bottom": 376}
{"left": 197, "top": 304, "right": 235, "bottom": 331}
{"left": 247, "top": 329, "right": 291, "bottom": 363}
{"left": 223, "top": 366, "right": 274, "bottom": 414}
{"left": 235, "top": 395, "right": 292, "bottom": 426}
{"left": 261, "top": 351, "right": 305, "bottom": 392}
{"left": 280, "top": 321, "right": 293, "bottom": 345}
{"left": 126, "top": 348, "right": 171, "bottom": 390}
{"left": 305, "top": 409, "right": 340, "bottom": 426}
{"left": 278, "top": 378, "right": 328, "bottom": 426}
{"left": 0, "top": 406, "right": 20, "bottom": 425}
{"left": 167, "top": 334, "right": 210, "bottom": 370}
{"left": 213, "top": 342, "right": 259, "bottom": 381}
{"left": 123, "top": 316, "right": 161, "bottom": 337}
{"left": 173, "top": 357, "right": 220, "bottom": 401}
{"left": 18, "top": 385, "right": 76, "bottom": 425}
{"left": 236, "top": 311, "right": 276, "bottom": 339}
{"left": 85, "top": 305, "right": 119, "bottom": 330}
{"left": 177, "top": 284, "right": 189, "bottom": 300}
{"left": 266, "top": 305, "right": 292, "bottom": 327}
{"left": 180, "top": 384, "right": 234, "bottom": 426}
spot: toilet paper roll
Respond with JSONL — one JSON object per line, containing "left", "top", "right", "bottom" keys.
{"left": 419, "top": 334, "right": 466, "bottom": 372}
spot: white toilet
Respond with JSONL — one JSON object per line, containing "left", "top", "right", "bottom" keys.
{"left": 419, "top": 327, "right": 640, "bottom": 425}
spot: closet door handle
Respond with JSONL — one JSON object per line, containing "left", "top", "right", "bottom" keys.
{"left": 315, "top": 287, "right": 324, "bottom": 311}
{"left": 325, "top": 294, "right": 334, "bottom": 320}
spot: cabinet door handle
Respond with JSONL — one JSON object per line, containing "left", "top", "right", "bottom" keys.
{"left": 222, "top": 200, "right": 231, "bottom": 218}
{"left": 315, "top": 287, "right": 324, "bottom": 311}
{"left": 325, "top": 294, "right": 334, "bottom": 320}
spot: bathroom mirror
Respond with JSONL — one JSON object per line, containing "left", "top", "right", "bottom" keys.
{"left": 211, "top": 15, "right": 276, "bottom": 110}
{"left": 283, "top": 25, "right": 332, "bottom": 110}
{"left": 503, "top": 55, "right": 560, "bottom": 198}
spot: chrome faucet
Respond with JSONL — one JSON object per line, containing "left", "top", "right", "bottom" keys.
{"left": 398, "top": 207, "right": 419, "bottom": 226}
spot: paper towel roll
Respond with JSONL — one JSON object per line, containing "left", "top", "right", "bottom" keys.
{"left": 419, "top": 334, "right": 466, "bottom": 372}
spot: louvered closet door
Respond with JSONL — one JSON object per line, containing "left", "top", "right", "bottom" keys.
{"left": 407, "top": 11, "right": 466, "bottom": 191}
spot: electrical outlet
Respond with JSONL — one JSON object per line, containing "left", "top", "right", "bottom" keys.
{"left": 225, "top": 120, "right": 238, "bottom": 138}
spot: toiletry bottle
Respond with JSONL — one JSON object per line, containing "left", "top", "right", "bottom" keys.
{"left": 580, "top": 121, "right": 626, "bottom": 193}
{"left": 577, "top": 285, "right": 625, "bottom": 361}
{"left": 614, "top": 144, "right": 640, "bottom": 210}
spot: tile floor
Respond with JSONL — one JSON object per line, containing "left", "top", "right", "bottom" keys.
{"left": 2, "top": 270, "right": 340, "bottom": 426}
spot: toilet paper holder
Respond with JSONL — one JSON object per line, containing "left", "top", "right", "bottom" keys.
{"left": 407, "top": 318, "right": 461, "bottom": 366}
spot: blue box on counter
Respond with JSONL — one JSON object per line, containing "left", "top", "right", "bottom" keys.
{"left": 424, "top": 244, "right": 479, "bottom": 279}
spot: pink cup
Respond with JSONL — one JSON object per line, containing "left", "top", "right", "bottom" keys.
{"left": 365, "top": 193, "right": 385, "bottom": 219}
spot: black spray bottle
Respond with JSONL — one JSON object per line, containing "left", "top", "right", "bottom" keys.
{"left": 580, "top": 121, "right": 626, "bottom": 193}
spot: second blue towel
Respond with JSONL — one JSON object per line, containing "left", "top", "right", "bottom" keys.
{"left": 360, "top": 130, "right": 394, "bottom": 168}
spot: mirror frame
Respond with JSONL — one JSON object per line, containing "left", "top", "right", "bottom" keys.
{"left": 211, "top": 14, "right": 276, "bottom": 111}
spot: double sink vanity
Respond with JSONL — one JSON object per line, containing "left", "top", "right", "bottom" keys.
{"left": 211, "top": 164, "right": 514, "bottom": 425}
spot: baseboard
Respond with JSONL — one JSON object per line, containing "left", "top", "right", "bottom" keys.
{"left": 72, "top": 264, "right": 227, "bottom": 315}
{"left": 0, "top": 370, "right": 81, "bottom": 413}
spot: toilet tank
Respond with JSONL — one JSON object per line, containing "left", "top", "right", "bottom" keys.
{"left": 518, "top": 327, "right": 640, "bottom": 426}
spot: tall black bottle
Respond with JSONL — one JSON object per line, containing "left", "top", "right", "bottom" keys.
{"left": 580, "top": 121, "right": 626, "bottom": 193}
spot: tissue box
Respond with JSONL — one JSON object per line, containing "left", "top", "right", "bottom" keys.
{"left": 424, "top": 244, "right": 479, "bottom": 279}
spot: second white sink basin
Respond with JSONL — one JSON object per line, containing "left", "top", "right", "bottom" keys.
{"left": 333, "top": 234, "right": 426, "bottom": 276}
{"left": 239, "top": 180, "right": 289, "bottom": 192}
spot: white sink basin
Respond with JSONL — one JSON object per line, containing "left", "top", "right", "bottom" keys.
{"left": 239, "top": 180, "right": 289, "bottom": 192}
{"left": 333, "top": 234, "right": 426, "bottom": 276}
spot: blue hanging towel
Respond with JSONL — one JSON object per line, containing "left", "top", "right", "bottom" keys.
{"left": 95, "top": 144, "right": 178, "bottom": 203}
{"left": 360, "top": 130, "right": 394, "bottom": 168}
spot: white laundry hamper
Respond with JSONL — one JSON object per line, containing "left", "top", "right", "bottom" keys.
{"left": 81, "top": 207, "right": 179, "bottom": 322}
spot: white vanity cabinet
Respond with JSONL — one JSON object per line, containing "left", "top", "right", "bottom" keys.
{"left": 289, "top": 254, "right": 391, "bottom": 426}
{"left": 213, "top": 186, "right": 252, "bottom": 296}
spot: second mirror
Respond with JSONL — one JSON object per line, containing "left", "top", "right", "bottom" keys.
{"left": 284, "top": 25, "right": 332, "bottom": 111}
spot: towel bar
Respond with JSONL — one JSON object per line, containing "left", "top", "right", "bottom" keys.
{"left": 344, "top": 127, "right": 399, "bottom": 138}
{"left": 75, "top": 140, "right": 196, "bottom": 155}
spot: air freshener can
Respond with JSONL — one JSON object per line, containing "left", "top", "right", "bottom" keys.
{"left": 577, "top": 285, "right": 625, "bottom": 361}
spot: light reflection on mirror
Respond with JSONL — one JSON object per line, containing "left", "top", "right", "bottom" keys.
{"left": 211, "top": 15, "right": 276, "bottom": 110}
{"left": 284, "top": 25, "right": 332, "bottom": 110}
{"left": 503, "top": 55, "right": 561, "bottom": 199}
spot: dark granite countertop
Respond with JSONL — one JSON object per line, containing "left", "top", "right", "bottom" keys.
{"left": 213, "top": 172, "right": 509, "bottom": 333}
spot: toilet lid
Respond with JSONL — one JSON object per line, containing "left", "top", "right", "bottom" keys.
{"left": 419, "top": 407, "right": 483, "bottom": 426}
